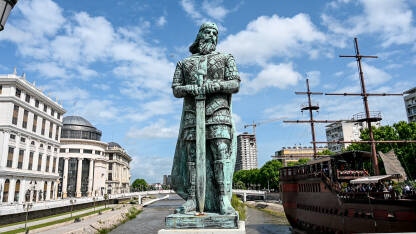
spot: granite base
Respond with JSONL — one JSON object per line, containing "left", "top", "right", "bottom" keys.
{"left": 159, "top": 221, "right": 245, "bottom": 234}
{"left": 165, "top": 212, "right": 239, "bottom": 229}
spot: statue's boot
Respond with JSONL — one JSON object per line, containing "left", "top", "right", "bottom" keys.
{"left": 215, "top": 160, "right": 236, "bottom": 215}
{"left": 175, "top": 162, "right": 196, "bottom": 214}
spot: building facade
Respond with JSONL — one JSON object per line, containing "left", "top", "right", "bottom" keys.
{"left": 235, "top": 132, "right": 258, "bottom": 171}
{"left": 272, "top": 146, "right": 327, "bottom": 166}
{"left": 106, "top": 142, "right": 131, "bottom": 194}
{"left": 325, "top": 120, "right": 381, "bottom": 152}
{"left": 404, "top": 87, "right": 416, "bottom": 123}
{"left": 0, "top": 72, "right": 65, "bottom": 204}
{"left": 59, "top": 116, "right": 131, "bottom": 198}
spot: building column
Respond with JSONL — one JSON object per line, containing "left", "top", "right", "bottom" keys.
{"left": 76, "top": 158, "right": 83, "bottom": 197}
{"left": 18, "top": 179, "right": 26, "bottom": 203}
{"left": 62, "top": 158, "right": 68, "bottom": 198}
{"left": 88, "top": 159, "right": 94, "bottom": 197}
{"left": 8, "top": 178, "right": 16, "bottom": 203}
{"left": 0, "top": 131, "right": 10, "bottom": 167}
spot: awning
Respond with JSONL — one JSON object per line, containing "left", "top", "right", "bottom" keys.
{"left": 350, "top": 175, "right": 393, "bottom": 184}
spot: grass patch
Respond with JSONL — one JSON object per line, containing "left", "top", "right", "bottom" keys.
{"left": 2, "top": 207, "right": 111, "bottom": 234}
{"left": 231, "top": 194, "right": 246, "bottom": 221}
{"left": 0, "top": 204, "right": 105, "bottom": 228}
{"left": 97, "top": 206, "right": 142, "bottom": 233}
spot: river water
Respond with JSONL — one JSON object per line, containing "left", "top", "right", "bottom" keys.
{"left": 111, "top": 194, "right": 291, "bottom": 234}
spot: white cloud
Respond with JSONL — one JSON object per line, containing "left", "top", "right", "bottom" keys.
{"left": 156, "top": 16, "right": 167, "bottom": 27}
{"left": 92, "top": 84, "right": 110, "bottom": 91}
{"left": 322, "top": 0, "right": 416, "bottom": 47}
{"left": 218, "top": 14, "right": 326, "bottom": 65}
{"left": 130, "top": 155, "right": 173, "bottom": 183}
{"left": 127, "top": 120, "right": 179, "bottom": 139}
{"left": 126, "top": 96, "right": 179, "bottom": 122}
{"left": 347, "top": 62, "right": 392, "bottom": 86}
{"left": 306, "top": 71, "right": 321, "bottom": 87}
{"left": 70, "top": 99, "right": 123, "bottom": 123}
{"left": 202, "top": 0, "right": 229, "bottom": 21}
{"left": 241, "top": 63, "right": 302, "bottom": 94}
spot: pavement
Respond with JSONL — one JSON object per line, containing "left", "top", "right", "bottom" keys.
{"left": 0, "top": 204, "right": 113, "bottom": 233}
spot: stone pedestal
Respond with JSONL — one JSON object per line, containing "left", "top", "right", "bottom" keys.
{"left": 159, "top": 221, "right": 245, "bottom": 234}
{"left": 165, "top": 212, "right": 239, "bottom": 229}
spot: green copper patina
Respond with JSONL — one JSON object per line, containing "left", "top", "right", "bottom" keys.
{"left": 168, "top": 22, "right": 240, "bottom": 228}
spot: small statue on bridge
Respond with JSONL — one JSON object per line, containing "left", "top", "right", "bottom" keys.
{"left": 168, "top": 22, "right": 240, "bottom": 229}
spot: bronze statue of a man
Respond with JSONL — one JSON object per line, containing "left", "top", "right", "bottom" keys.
{"left": 171, "top": 22, "right": 240, "bottom": 215}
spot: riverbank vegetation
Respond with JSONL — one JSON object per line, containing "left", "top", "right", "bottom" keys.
{"left": 231, "top": 194, "right": 246, "bottom": 220}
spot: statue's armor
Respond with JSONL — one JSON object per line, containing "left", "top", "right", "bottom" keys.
{"left": 172, "top": 52, "right": 240, "bottom": 141}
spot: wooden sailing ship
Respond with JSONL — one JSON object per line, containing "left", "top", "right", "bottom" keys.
{"left": 280, "top": 38, "right": 416, "bottom": 233}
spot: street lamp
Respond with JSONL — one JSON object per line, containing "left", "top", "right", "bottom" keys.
{"left": 70, "top": 199, "right": 76, "bottom": 218}
{"left": 23, "top": 202, "right": 33, "bottom": 234}
{"left": 0, "top": 0, "right": 18, "bottom": 31}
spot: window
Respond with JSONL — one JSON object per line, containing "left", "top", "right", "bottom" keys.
{"left": 51, "top": 109, "right": 54, "bottom": 117}
{"left": 109, "top": 153, "right": 113, "bottom": 160}
{"left": 29, "top": 152, "right": 34, "bottom": 170}
{"left": 47, "top": 145, "right": 51, "bottom": 150}
{"left": 20, "top": 137, "right": 25, "bottom": 143}
{"left": 3, "top": 179, "right": 9, "bottom": 202}
{"left": 54, "top": 148, "right": 57, "bottom": 152}
{"left": 15, "top": 88, "right": 21, "bottom": 97}
{"left": 14, "top": 180, "right": 20, "bottom": 202}
{"left": 49, "top": 122, "right": 53, "bottom": 138}
{"left": 57, "top": 113, "right": 60, "bottom": 120}
{"left": 7, "top": 147, "right": 14, "bottom": 168}
{"left": 25, "top": 94, "right": 30, "bottom": 103}
{"left": 41, "top": 119, "right": 46, "bottom": 135}
{"left": 55, "top": 126, "right": 59, "bottom": 141}
{"left": 12, "top": 105, "right": 19, "bottom": 125}
{"left": 43, "top": 104, "right": 47, "bottom": 112}
{"left": 32, "top": 115, "right": 37, "bottom": 132}
{"left": 108, "top": 173, "right": 113, "bottom": 181}
{"left": 46, "top": 156, "right": 50, "bottom": 172}
{"left": 40, "top": 143, "right": 43, "bottom": 148}
{"left": 59, "top": 148, "right": 66, "bottom": 153}
{"left": 69, "top": 148, "right": 80, "bottom": 153}
{"left": 38, "top": 154, "right": 43, "bottom": 171}
{"left": 35, "top": 99, "right": 39, "bottom": 107}
{"left": 53, "top": 157, "right": 57, "bottom": 172}
{"left": 83, "top": 149, "right": 93, "bottom": 154}
{"left": 109, "top": 163, "right": 113, "bottom": 170}
{"left": 0, "top": 85, "right": 2, "bottom": 94}
{"left": 10, "top": 134, "right": 16, "bottom": 140}
{"left": 95, "top": 151, "right": 101, "bottom": 155}
{"left": 18, "top": 149, "right": 24, "bottom": 169}
{"left": 22, "top": 110, "right": 28, "bottom": 128}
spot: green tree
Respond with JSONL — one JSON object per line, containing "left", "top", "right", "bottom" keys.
{"left": 287, "top": 158, "right": 311, "bottom": 167}
{"left": 132, "top": 178, "right": 148, "bottom": 191}
{"left": 346, "top": 121, "right": 416, "bottom": 179}
{"left": 317, "top": 149, "right": 335, "bottom": 156}
{"left": 259, "top": 160, "right": 283, "bottom": 190}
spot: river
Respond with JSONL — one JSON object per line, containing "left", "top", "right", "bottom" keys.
{"left": 111, "top": 194, "right": 291, "bottom": 234}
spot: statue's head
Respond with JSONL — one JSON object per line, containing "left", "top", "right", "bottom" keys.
{"left": 189, "top": 22, "right": 218, "bottom": 55}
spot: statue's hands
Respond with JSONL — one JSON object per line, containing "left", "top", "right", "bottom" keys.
{"left": 185, "top": 85, "right": 205, "bottom": 96}
{"left": 204, "top": 82, "right": 221, "bottom": 94}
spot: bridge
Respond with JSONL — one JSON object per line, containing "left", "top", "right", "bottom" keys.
{"left": 232, "top": 189, "right": 266, "bottom": 202}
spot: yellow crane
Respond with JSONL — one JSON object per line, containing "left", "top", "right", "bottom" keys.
{"left": 243, "top": 117, "right": 287, "bottom": 135}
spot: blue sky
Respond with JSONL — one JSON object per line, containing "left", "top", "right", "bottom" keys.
{"left": 1, "top": 0, "right": 416, "bottom": 183}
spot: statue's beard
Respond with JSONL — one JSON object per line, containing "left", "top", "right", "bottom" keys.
{"left": 198, "top": 39, "right": 216, "bottom": 55}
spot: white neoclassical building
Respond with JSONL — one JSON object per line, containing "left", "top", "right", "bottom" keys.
{"left": 0, "top": 71, "right": 65, "bottom": 204}
{"left": 59, "top": 116, "right": 132, "bottom": 198}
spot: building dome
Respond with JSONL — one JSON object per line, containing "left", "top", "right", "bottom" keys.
{"left": 108, "top": 142, "right": 122, "bottom": 149}
{"left": 61, "top": 116, "right": 102, "bottom": 141}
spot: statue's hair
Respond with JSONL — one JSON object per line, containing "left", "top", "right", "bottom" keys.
{"left": 189, "top": 23, "right": 218, "bottom": 54}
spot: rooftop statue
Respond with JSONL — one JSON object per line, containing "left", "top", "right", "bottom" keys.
{"left": 167, "top": 22, "right": 241, "bottom": 229}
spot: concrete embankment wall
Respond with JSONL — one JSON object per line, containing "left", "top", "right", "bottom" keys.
{"left": 0, "top": 198, "right": 129, "bottom": 225}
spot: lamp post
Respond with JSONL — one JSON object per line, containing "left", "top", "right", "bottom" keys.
{"left": 70, "top": 199, "right": 76, "bottom": 218}
{"left": 23, "top": 202, "right": 33, "bottom": 234}
{"left": 0, "top": 0, "right": 18, "bottom": 31}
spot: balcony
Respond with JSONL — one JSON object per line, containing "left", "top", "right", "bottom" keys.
{"left": 352, "top": 111, "right": 382, "bottom": 122}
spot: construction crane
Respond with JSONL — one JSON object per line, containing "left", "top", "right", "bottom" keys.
{"left": 243, "top": 117, "right": 287, "bottom": 135}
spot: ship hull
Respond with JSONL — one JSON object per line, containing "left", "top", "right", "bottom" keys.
{"left": 280, "top": 177, "right": 416, "bottom": 233}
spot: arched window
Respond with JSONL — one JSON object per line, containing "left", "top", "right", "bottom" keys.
{"left": 3, "top": 179, "right": 10, "bottom": 202}
{"left": 43, "top": 182, "right": 47, "bottom": 200}
{"left": 14, "top": 180, "right": 20, "bottom": 202}
{"left": 50, "top": 182, "right": 54, "bottom": 199}
{"left": 25, "top": 190, "right": 30, "bottom": 202}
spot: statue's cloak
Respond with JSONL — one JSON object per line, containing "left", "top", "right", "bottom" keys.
{"left": 171, "top": 96, "right": 237, "bottom": 212}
